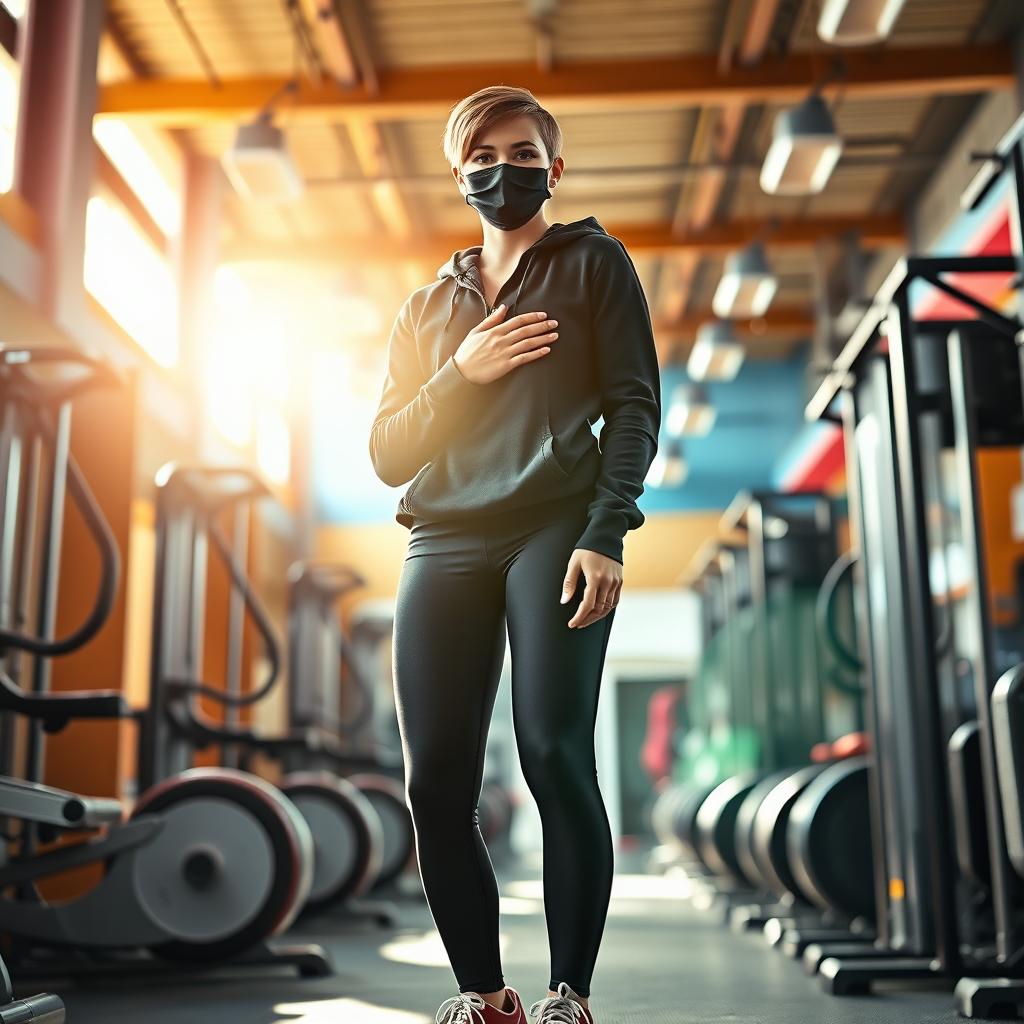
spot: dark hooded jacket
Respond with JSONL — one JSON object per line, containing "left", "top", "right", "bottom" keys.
{"left": 367, "top": 215, "right": 661, "bottom": 564}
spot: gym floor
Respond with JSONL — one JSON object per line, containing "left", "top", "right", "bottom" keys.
{"left": 39, "top": 843, "right": 959, "bottom": 1024}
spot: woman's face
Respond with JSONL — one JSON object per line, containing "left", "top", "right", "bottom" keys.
{"left": 454, "top": 115, "right": 560, "bottom": 195}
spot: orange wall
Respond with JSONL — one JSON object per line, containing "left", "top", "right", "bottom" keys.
{"left": 977, "top": 447, "right": 1024, "bottom": 628}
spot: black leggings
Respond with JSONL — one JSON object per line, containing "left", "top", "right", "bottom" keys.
{"left": 393, "top": 489, "right": 616, "bottom": 999}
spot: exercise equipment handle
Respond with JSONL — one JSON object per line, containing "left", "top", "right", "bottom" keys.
{"left": 163, "top": 510, "right": 282, "bottom": 709}
{"left": 0, "top": 403, "right": 120, "bottom": 658}
{"left": 815, "top": 550, "right": 863, "bottom": 673}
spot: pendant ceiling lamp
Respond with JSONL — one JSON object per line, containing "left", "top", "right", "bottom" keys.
{"left": 667, "top": 381, "right": 716, "bottom": 438}
{"left": 647, "top": 438, "right": 688, "bottom": 488}
{"left": 687, "top": 320, "right": 746, "bottom": 382}
{"left": 712, "top": 241, "right": 777, "bottom": 319}
{"left": 760, "top": 94, "right": 843, "bottom": 196}
{"left": 222, "top": 117, "right": 304, "bottom": 202}
{"left": 817, "top": 0, "right": 907, "bottom": 45}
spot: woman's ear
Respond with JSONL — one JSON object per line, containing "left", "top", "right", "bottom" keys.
{"left": 549, "top": 155, "right": 565, "bottom": 189}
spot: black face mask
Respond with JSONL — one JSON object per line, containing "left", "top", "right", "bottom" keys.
{"left": 462, "top": 162, "right": 552, "bottom": 231}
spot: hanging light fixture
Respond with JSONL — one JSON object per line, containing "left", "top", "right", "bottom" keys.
{"left": 666, "top": 381, "right": 716, "bottom": 437}
{"left": 222, "top": 110, "right": 304, "bottom": 202}
{"left": 646, "top": 438, "right": 688, "bottom": 488}
{"left": 687, "top": 320, "right": 746, "bottom": 382}
{"left": 760, "top": 94, "right": 843, "bottom": 196}
{"left": 712, "top": 241, "right": 777, "bottom": 319}
{"left": 817, "top": 0, "right": 907, "bottom": 45}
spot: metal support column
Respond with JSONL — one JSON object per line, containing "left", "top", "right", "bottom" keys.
{"left": 12, "top": 0, "right": 104, "bottom": 326}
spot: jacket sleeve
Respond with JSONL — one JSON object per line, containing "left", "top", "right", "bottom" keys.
{"left": 574, "top": 238, "right": 662, "bottom": 564}
{"left": 368, "top": 292, "right": 486, "bottom": 487}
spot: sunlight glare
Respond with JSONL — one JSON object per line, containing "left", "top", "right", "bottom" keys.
{"left": 206, "top": 264, "right": 295, "bottom": 448}
{"left": 274, "top": 998, "right": 429, "bottom": 1024}
{"left": 380, "top": 928, "right": 509, "bottom": 969}
{"left": 504, "top": 872, "right": 691, "bottom": 903}
{"left": 256, "top": 404, "right": 290, "bottom": 484}
{"left": 84, "top": 196, "right": 178, "bottom": 366}
{"left": 0, "top": 49, "right": 15, "bottom": 193}
{"left": 93, "top": 119, "right": 181, "bottom": 236}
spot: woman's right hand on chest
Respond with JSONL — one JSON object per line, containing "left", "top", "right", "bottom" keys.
{"left": 452, "top": 304, "right": 559, "bottom": 385}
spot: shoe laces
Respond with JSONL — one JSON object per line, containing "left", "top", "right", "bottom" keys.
{"left": 528, "top": 982, "right": 588, "bottom": 1023}
{"left": 435, "top": 991, "right": 490, "bottom": 1024}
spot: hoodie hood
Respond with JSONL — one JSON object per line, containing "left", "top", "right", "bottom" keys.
{"left": 435, "top": 215, "right": 609, "bottom": 338}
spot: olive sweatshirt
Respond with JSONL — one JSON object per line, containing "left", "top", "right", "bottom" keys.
{"left": 367, "top": 215, "right": 662, "bottom": 564}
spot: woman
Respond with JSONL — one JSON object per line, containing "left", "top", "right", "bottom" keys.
{"left": 368, "top": 84, "right": 662, "bottom": 1024}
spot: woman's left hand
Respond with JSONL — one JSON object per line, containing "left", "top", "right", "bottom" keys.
{"left": 561, "top": 548, "right": 622, "bottom": 628}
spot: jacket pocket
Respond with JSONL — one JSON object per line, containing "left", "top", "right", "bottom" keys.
{"left": 540, "top": 429, "right": 571, "bottom": 478}
{"left": 402, "top": 461, "right": 432, "bottom": 505}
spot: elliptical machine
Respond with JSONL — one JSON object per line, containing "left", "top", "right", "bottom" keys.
{"left": 0, "top": 345, "right": 329, "bottom": 980}
{"left": 0, "top": 949, "right": 62, "bottom": 1023}
{"left": 286, "top": 561, "right": 418, "bottom": 896}
{"left": 140, "top": 464, "right": 415, "bottom": 922}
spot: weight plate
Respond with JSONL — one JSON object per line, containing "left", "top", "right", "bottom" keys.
{"left": 734, "top": 767, "right": 801, "bottom": 890}
{"left": 695, "top": 773, "right": 759, "bottom": 882}
{"left": 281, "top": 773, "right": 382, "bottom": 911}
{"left": 131, "top": 768, "right": 308, "bottom": 961}
{"left": 749, "top": 763, "right": 828, "bottom": 902}
{"left": 788, "top": 757, "right": 875, "bottom": 922}
{"left": 347, "top": 773, "right": 414, "bottom": 888}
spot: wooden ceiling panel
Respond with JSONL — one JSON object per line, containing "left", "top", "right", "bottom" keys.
{"left": 789, "top": 0, "right": 990, "bottom": 51}
{"left": 219, "top": 182, "right": 381, "bottom": 245}
{"left": 550, "top": 0, "right": 723, "bottom": 59}
{"left": 179, "top": 122, "right": 235, "bottom": 158}
{"left": 283, "top": 122, "right": 356, "bottom": 181}
{"left": 368, "top": 0, "right": 537, "bottom": 67}
{"left": 368, "top": 0, "right": 723, "bottom": 67}
{"left": 106, "top": 0, "right": 297, "bottom": 78}
{"left": 399, "top": 107, "right": 693, "bottom": 176}
{"left": 750, "top": 95, "right": 931, "bottom": 155}
{"left": 729, "top": 164, "right": 892, "bottom": 219}
{"left": 546, "top": 108, "right": 695, "bottom": 170}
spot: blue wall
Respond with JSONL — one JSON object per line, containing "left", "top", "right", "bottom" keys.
{"left": 650, "top": 349, "right": 809, "bottom": 512}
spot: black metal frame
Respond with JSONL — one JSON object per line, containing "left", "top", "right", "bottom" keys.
{"left": 0, "top": 951, "right": 63, "bottom": 1023}
{"left": 808, "top": 255, "right": 1024, "bottom": 1002}
{"left": 720, "top": 490, "right": 839, "bottom": 772}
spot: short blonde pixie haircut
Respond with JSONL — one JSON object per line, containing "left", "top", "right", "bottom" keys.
{"left": 442, "top": 85, "right": 562, "bottom": 170}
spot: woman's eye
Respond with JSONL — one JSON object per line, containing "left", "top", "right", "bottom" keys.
{"left": 473, "top": 151, "right": 537, "bottom": 163}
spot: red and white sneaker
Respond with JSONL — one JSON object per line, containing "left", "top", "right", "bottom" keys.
{"left": 527, "top": 982, "right": 594, "bottom": 1024}
{"left": 434, "top": 987, "right": 528, "bottom": 1024}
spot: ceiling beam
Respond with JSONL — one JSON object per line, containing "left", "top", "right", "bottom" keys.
{"left": 660, "top": 0, "right": 787, "bottom": 325}
{"left": 658, "top": 306, "right": 813, "bottom": 343}
{"left": 220, "top": 214, "right": 905, "bottom": 264}
{"left": 297, "top": 0, "right": 360, "bottom": 86}
{"left": 95, "top": 45, "right": 1015, "bottom": 126}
